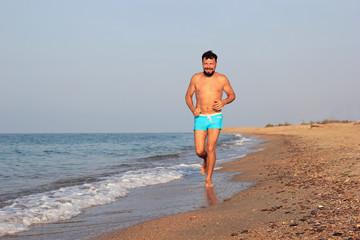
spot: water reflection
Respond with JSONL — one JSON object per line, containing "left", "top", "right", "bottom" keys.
{"left": 204, "top": 187, "right": 219, "bottom": 206}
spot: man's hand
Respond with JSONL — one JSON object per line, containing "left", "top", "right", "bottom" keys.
{"left": 193, "top": 108, "right": 201, "bottom": 116}
{"left": 213, "top": 100, "right": 224, "bottom": 111}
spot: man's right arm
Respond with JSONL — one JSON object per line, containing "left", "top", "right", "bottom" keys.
{"left": 185, "top": 75, "right": 201, "bottom": 116}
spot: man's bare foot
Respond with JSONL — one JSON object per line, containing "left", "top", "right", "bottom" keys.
{"left": 205, "top": 178, "right": 213, "bottom": 188}
{"left": 201, "top": 160, "right": 207, "bottom": 175}
{"left": 205, "top": 182, "right": 214, "bottom": 188}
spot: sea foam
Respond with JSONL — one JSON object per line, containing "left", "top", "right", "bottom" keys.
{"left": 0, "top": 164, "right": 198, "bottom": 237}
{"left": 233, "top": 134, "right": 253, "bottom": 146}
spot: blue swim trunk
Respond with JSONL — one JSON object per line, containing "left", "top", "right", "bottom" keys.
{"left": 194, "top": 113, "right": 223, "bottom": 131}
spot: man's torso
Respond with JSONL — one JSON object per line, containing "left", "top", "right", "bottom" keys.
{"left": 194, "top": 72, "right": 225, "bottom": 114}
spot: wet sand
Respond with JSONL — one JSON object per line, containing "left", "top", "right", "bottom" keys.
{"left": 95, "top": 123, "right": 360, "bottom": 239}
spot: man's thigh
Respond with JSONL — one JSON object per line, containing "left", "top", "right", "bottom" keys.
{"left": 194, "top": 130, "right": 207, "bottom": 152}
{"left": 206, "top": 128, "right": 221, "bottom": 147}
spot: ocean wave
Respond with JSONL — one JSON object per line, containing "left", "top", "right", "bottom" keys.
{"left": 233, "top": 134, "right": 253, "bottom": 146}
{"left": 52, "top": 176, "right": 100, "bottom": 186}
{"left": 219, "top": 134, "right": 252, "bottom": 147}
{"left": 0, "top": 164, "right": 198, "bottom": 237}
{"left": 0, "top": 132, "right": 259, "bottom": 238}
{"left": 139, "top": 153, "right": 180, "bottom": 161}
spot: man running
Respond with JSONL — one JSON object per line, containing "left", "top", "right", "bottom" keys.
{"left": 185, "top": 50, "right": 236, "bottom": 188}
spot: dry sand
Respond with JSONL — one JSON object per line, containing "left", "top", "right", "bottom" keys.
{"left": 95, "top": 123, "right": 360, "bottom": 240}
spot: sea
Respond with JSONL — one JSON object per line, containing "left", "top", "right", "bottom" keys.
{"left": 0, "top": 132, "right": 262, "bottom": 239}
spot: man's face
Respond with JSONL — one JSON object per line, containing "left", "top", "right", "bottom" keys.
{"left": 202, "top": 58, "right": 217, "bottom": 77}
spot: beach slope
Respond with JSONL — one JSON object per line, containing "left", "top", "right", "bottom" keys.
{"left": 96, "top": 123, "right": 360, "bottom": 239}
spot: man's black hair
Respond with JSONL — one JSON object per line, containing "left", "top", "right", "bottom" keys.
{"left": 202, "top": 50, "right": 218, "bottom": 62}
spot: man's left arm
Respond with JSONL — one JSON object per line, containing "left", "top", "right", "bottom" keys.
{"left": 222, "top": 77, "right": 236, "bottom": 105}
{"left": 213, "top": 76, "right": 236, "bottom": 111}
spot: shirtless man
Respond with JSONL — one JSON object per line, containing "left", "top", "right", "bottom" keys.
{"left": 185, "top": 50, "right": 236, "bottom": 188}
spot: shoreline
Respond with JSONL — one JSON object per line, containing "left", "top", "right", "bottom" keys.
{"left": 0, "top": 134, "right": 259, "bottom": 240}
{"left": 95, "top": 123, "right": 360, "bottom": 239}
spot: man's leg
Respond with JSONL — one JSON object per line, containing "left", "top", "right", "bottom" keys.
{"left": 204, "top": 128, "right": 220, "bottom": 188}
{"left": 194, "top": 130, "right": 208, "bottom": 175}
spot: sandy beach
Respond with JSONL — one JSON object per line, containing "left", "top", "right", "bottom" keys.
{"left": 95, "top": 122, "right": 360, "bottom": 240}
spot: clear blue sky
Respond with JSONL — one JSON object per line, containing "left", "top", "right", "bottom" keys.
{"left": 1, "top": 0, "right": 359, "bottom": 133}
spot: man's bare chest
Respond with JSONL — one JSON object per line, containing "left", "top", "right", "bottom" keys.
{"left": 195, "top": 81, "right": 223, "bottom": 95}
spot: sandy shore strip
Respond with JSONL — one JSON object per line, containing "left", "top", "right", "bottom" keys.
{"left": 95, "top": 123, "right": 360, "bottom": 240}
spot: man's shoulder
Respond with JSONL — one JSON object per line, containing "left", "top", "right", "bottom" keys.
{"left": 191, "top": 72, "right": 204, "bottom": 82}
{"left": 214, "top": 72, "right": 226, "bottom": 78}
{"left": 213, "top": 72, "right": 228, "bottom": 82}
{"left": 193, "top": 72, "right": 203, "bottom": 78}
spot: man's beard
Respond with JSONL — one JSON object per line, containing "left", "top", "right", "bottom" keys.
{"left": 203, "top": 70, "right": 215, "bottom": 77}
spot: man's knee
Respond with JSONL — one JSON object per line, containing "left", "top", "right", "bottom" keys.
{"left": 206, "top": 144, "right": 216, "bottom": 153}
{"left": 196, "top": 150, "right": 206, "bottom": 158}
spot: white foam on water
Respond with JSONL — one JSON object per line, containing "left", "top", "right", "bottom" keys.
{"left": 233, "top": 134, "right": 253, "bottom": 146}
{"left": 0, "top": 164, "right": 200, "bottom": 237}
